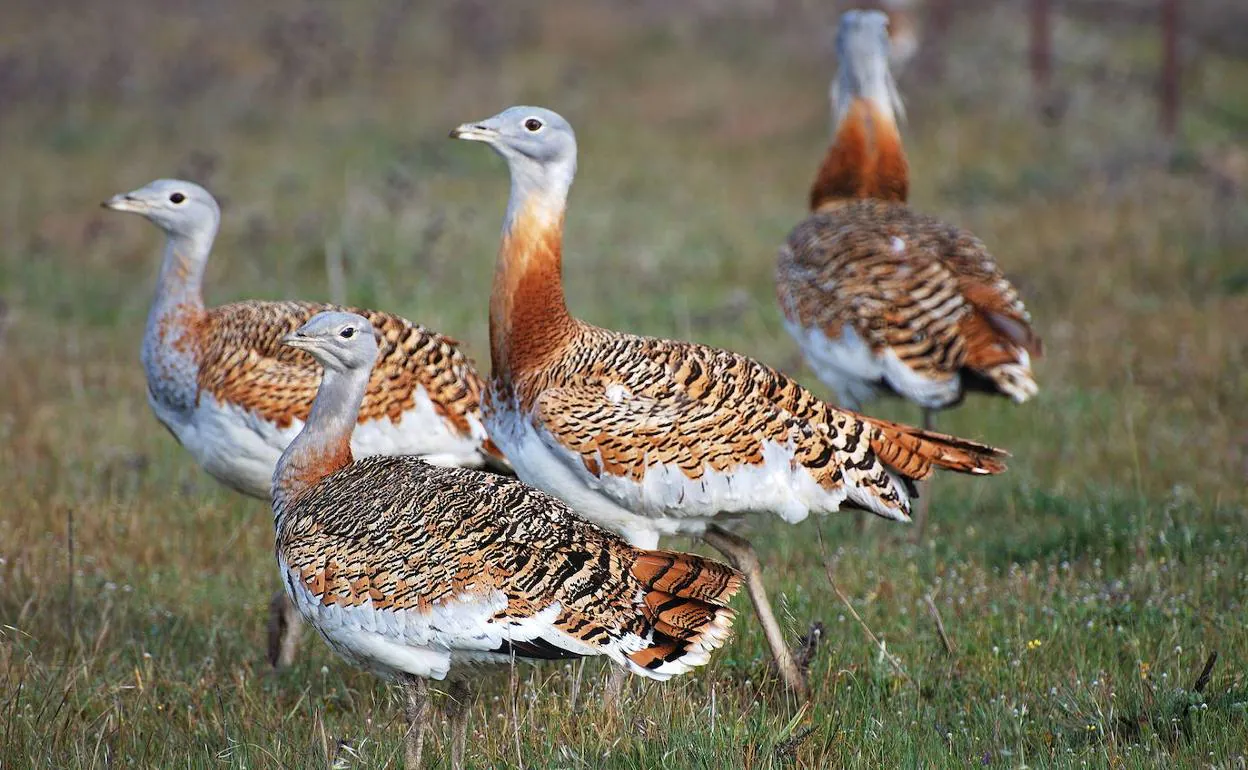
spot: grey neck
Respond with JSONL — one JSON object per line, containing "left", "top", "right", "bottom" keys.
{"left": 303, "top": 366, "right": 370, "bottom": 441}
{"left": 146, "top": 228, "right": 215, "bottom": 336}
{"left": 832, "top": 44, "right": 903, "bottom": 127}
{"left": 272, "top": 364, "right": 369, "bottom": 509}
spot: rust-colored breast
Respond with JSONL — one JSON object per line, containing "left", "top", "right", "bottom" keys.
{"left": 810, "top": 99, "right": 909, "bottom": 211}
{"left": 490, "top": 208, "right": 577, "bottom": 384}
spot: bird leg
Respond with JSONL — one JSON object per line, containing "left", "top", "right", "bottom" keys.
{"left": 702, "top": 524, "right": 810, "bottom": 700}
{"left": 402, "top": 677, "right": 429, "bottom": 770}
{"left": 603, "top": 664, "right": 630, "bottom": 710}
{"left": 910, "top": 407, "right": 934, "bottom": 543}
{"left": 444, "top": 678, "right": 474, "bottom": 770}
{"left": 266, "top": 589, "right": 303, "bottom": 668}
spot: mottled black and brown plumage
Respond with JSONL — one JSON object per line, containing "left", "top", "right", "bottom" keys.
{"left": 509, "top": 324, "right": 1007, "bottom": 511}
{"left": 104, "top": 178, "right": 505, "bottom": 502}
{"left": 274, "top": 311, "right": 741, "bottom": 769}
{"left": 104, "top": 178, "right": 507, "bottom": 673}
{"left": 777, "top": 11, "right": 1041, "bottom": 412}
{"left": 451, "top": 105, "right": 1008, "bottom": 698}
{"left": 277, "top": 455, "right": 740, "bottom": 678}
{"left": 780, "top": 201, "right": 1042, "bottom": 409}
{"left": 195, "top": 300, "right": 493, "bottom": 438}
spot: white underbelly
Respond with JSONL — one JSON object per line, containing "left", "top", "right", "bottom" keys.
{"left": 350, "top": 386, "right": 491, "bottom": 469}
{"left": 277, "top": 556, "right": 591, "bottom": 680}
{"left": 486, "top": 401, "right": 851, "bottom": 549}
{"left": 782, "top": 318, "right": 959, "bottom": 410}
{"left": 150, "top": 386, "right": 490, "bottom": 499}
{"left": 152, "top": 393, "right": 293, "bottom": 499}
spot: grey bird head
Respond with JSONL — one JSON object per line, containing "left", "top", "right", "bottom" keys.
{"left": 282, "top": 311, "right": 380, "bottom": 374}
{"left": 451, "top": 106, "right": 577, "bottom": 197}
{"left": 833, "top": 9, "right": 904, "bottom": 124}
{"left": 102, "top": 179, "right": 221, "bottom": 239}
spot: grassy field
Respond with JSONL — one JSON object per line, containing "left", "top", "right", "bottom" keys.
{"left": 2, "top": 1, "right": 1247, "bottom": 767}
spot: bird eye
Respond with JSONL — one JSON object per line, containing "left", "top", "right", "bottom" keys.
{"left": 170, "top": 193, "right": 186, "bottom": 204}
{"left": 340, "top": 327, "right": 355, "bottom": 339}
{"left": 524, "top": 118, "right": 543, "bottom": 132}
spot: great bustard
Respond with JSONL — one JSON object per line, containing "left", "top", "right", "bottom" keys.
{"left": 273, "top": 311, "right": 742, "bottom": 769}
{"left": 104, "top": 179, "right": 508, "bottom": 667}
{"left": 776, "top": 10, "right": 1041, "bottom": 538}
{"left": 451, "top": 105, "right": 1008, "bottom": 697}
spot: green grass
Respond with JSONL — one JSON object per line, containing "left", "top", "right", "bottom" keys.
{"left": 2, "top": 1, "right": 1247, "bottom": 767}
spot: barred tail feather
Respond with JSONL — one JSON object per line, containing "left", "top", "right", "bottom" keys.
{"left": 983, "top": 310, "right": 1043, "bottom": 358}
{"left": 630, "top": 551, "right": 741, "bottom": 605}
{"left": 622, "top": 549, "right": 742, "bottom": 680}
{"left": 959, "top": 308, "right": 1042, "bottom": 404}
{"left": 973, "top": 360, "right": 1039, "bottom": 404}
{"left": 623, "top": 605, "right": 737, "bottom": 680}
{"left": 861, "top": 414, "right": 1009, "bottom": 480}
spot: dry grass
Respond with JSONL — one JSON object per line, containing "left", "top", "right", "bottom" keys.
{"left": 2, "top": 1, "right": 1246, "bottom": 767}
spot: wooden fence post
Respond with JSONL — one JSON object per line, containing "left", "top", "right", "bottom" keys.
{"left": 1030, "top": 0, "right": 1052, "bottom": 112}
{"left": 921, "top": 0, "right": 953, "bottom": 83}
{"left": 1159, "top": 0, "right": 1180, "bottom": 140}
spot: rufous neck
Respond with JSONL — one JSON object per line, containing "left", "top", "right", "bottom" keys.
{"left": 809, "top": 98, "right": 909, "bottom": 211}
{"left": 272, "top": 366, "right": 365, "bottom": 509}
{"left": 490, "top": 179, "right": 575, "bottom": 385}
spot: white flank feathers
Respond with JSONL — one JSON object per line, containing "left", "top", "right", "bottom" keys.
{"left": 782, "top": 316, "right": 961, "bottom": 411}
{"left": 486, "top": 395, "right": 873, "bottom": 549}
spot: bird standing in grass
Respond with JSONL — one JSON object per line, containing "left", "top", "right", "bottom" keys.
{"left": 104, "top": 179, "right": 508, "bottom": 667}
{"left": 451, "top": 105, "right": 1009, "bottom": 698}
{"left": 273, "top": 311, "right": 742, "bottom": 769}
{"left": 776, "top": 10, "right": 1042, "bottom": 538}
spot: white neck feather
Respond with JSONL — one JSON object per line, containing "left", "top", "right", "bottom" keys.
{"left": 503, "top": 155, "right": 575, "bottom": 235}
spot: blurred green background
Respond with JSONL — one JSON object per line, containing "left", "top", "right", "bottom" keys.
{"left": 1, "top": 1, "right": 1246, "bottom": 767}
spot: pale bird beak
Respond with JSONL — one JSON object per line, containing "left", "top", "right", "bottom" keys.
{"left": 101, "top": 193, "right": 144, "bottom": 213}
{"left": 282, "top": 332, "right": 310, "bottom": 350}
{"left": 450, "top": 121, "right": 498, "bottom": 142}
